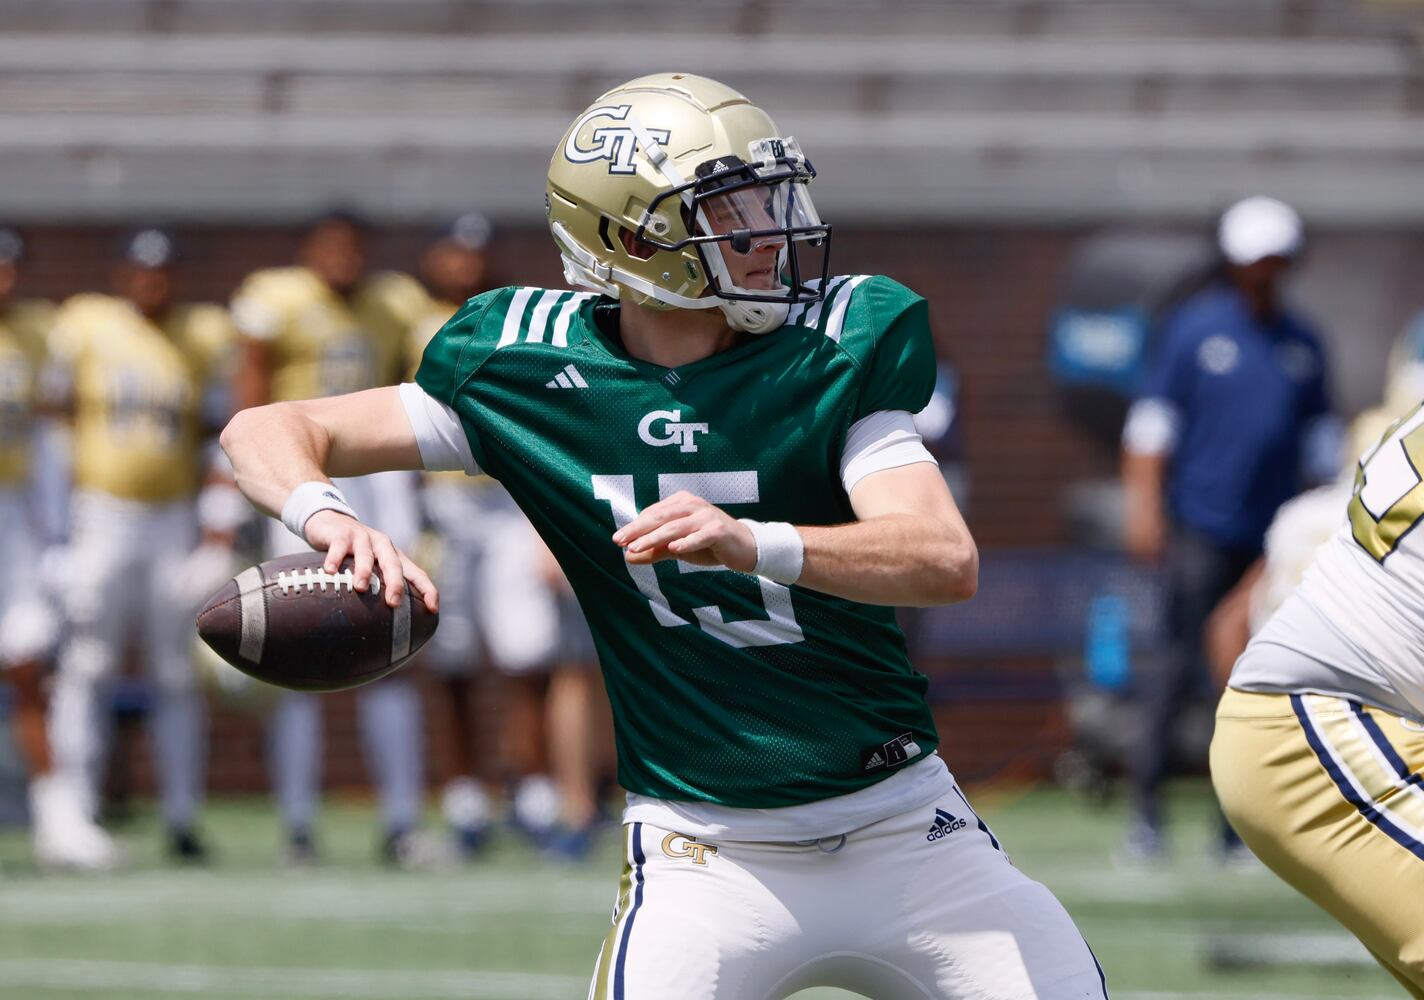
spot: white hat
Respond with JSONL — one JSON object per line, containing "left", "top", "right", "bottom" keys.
{"left": 1218, "top": 196, "right": 1304, "bottom": 266}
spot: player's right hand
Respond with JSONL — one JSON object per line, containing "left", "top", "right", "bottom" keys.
{"left": 303, "top": 510, "right": 439, "bottom": 614}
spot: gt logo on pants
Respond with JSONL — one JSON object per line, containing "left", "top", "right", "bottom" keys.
{"left": 662, "top": 832, "right": 718, "bottom": 866}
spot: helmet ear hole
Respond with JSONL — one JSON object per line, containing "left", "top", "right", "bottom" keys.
{"left": 597, "top": 217, "right": 617, "bottom": 253}
{"left": 618, "top": 226, "right": 659, "bottom": 261}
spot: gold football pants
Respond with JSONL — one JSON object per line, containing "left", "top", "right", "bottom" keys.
{"left": 1212, "top": 687, "right": 1424, "bottom": 998}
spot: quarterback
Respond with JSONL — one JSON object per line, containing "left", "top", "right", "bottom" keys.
{"left": 1213, "top": 399, "right": 1424, "bottom": 997}
{"left": 223, "top": 75, "right": 1108, "bottom": 999}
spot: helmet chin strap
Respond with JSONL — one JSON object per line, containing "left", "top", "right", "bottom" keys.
{"left": 719, "top": 297, "right": 790, "bottom": 334}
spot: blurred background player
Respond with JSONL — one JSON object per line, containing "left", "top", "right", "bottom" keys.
{"left": 0, "top": 229, "right": 69, "bottom": 867}
{"left": 1120, "top": 195, "right": 1341, "bottom": 860}
{"left": 410, "top": 214, "right": 605, "bottom": 857}
{"left": 230, "top": 211, "right": 434, "bottom": 865}
{"left": 409, "top": 213, "right": 501, "bottom": 853}
{"left": 527, "top": 536, "right": 606, "bottom": 860}
{"left": 42, "top": 229, "right": 234, "bottom": 866}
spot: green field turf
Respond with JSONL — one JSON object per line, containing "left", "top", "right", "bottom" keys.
{"left": 0, "top": 780, "right": 1400, "bottom": 1000}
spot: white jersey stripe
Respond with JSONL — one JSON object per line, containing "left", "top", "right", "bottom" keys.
{"left": 823, "top": 274, "right": 870, "bottom": 343}
{"left": 565, "top": 364, "right": 588, "bottom": 389}
{"left": 784, "top": 278, "right": 825, "bottom": 327}
{"left": 786, "top": 276, "right": 831, "bottom": 327}
{"left": 803, "top": 275, "right": 850, "bottom": 331}
{"left": 524, "top": 290, "right": 565, "bottom": 345}
{"left": 554, "top": 372, "right": 573, "bottom": 389}
{"left": 496, "top": 287, "right": 537, "bottom": 348}
{"left": 552, "top": 292, "right": 595, "bottom": 348}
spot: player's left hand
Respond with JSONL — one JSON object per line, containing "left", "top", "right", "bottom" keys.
{"left": 613, "top": 491, "right": 757, "bottom": 572}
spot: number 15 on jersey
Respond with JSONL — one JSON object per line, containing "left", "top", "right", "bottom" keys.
{"left": 593, "top": 472, "right": 804, "bottom": 649}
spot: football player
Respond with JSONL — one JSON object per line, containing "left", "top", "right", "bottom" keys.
{"left": 43, "top": 229, "right": 234, "bottom": 865}
{"left": 410, "top": 213, "right": 503, "bottom": 851}
{"left": 222, "top": 75, "right": 1108, "bottom": 998}
{"left": 1211, "top": 381, "right": 1424, "bottom": 995}
{"left": 230, "top": 211, "right": 435, "bottom": 865}
{"left": 0, "top": 230, "right": 73, "bottom": 867}
{"left": 414, "top": 212, "right": 607, "bottom": 854}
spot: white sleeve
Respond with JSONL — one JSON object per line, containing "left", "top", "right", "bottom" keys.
{"left": 1122, "top": 397, "right": 1180, "bottom": 457}
{"left": 840, "top": 410, "right": 938, "bottom": 495}
{"left": 397, "top": 382, "right": 479, "bottom": 475}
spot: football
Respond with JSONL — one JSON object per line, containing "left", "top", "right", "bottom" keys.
{"left": 195, "top": 552, "right": 438, "bottom": 692}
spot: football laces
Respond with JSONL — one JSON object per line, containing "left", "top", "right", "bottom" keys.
{"left": 275, "top": 567, "right": 381, "bottom": 596}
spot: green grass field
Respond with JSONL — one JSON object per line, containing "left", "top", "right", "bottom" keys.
{"left": 0, "top": 780, "right": 1400, "bottom": 1000}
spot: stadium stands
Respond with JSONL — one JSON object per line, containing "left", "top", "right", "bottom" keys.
{"left": 0, "top": 0, "right": 1419, "bottom": 221}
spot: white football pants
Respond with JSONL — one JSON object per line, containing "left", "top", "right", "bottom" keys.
{"left": 589, "top": 786, "right": 1108, "bottom": 1000}
{"left": 266, "top": 471, "right": 425, "bottom": 835}
{"left": 48, "top": 490, "right": 205, "bottom": 830}
{"left": 0, "top": 487, "right": 57, "bottom": 666}
{"left": 422, "top": 481, "right": 558, "bottom": 676}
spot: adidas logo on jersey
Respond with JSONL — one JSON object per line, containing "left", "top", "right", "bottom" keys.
{"left": 925, "top": 808, "right": 967, "bottom": 842}
{"left": 861, "top": 733, "right": 922, "bottom": 773}
{"left": 546, "top": 364, "right": 588, "bottom": 389}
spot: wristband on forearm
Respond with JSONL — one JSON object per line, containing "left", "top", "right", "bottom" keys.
{"left": 281, "top": 481, "right": 359, "bottom": 543}
{"left": 738, "top": 519, "right": 804, "bottom": 584}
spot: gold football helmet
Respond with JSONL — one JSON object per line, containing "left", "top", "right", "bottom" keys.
{"left": 546, "top": 73, "right": 831, "bottom": 334}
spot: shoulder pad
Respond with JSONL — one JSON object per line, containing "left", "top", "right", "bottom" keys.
{"left": 231, "top": 267, "right": 317, "bottom": 339}
{"left": 363, "top": 271, "right": 431, "bottom": 322}
{"left": 793, "top": 275, "right": 935, "bottom": 420}
{"left": 787, "top": 274, "right": 923, "bottom": 351}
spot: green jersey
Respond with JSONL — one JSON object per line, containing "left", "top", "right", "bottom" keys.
{"left": 415, "top": 274, "right": 939, "bottom": 808}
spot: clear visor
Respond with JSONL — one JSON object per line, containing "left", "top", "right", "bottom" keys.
{"left": 697, "top": 181, "right": 821, "bottom": 249}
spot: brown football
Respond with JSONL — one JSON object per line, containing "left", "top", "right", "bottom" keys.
{"left": 196, "top": 553, "right": 438, "bottom": 692}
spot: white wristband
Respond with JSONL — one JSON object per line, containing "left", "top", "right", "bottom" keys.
{"left": 281, "top": 481, "right": 359, "bottom": 542}
{"left": 739, "top": 519, "right": 804, "bottom": 584}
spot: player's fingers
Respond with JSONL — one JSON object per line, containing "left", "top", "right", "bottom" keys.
{"left": 667, "top": 526, "right": 718, "bottom": 555}
{"left": 351, "top": 532, "right": 375, "bottom": 592}
{"left": 612, "top": 496, "right": 701, "bottom": 545}
{"left": 400, "top": 555, "right": 439, "bottom": 614}
{"left": 371, "top": 534, "right": 406, "bottom": 608}
{"left": 323, "top": 533, "right": 350, "bottom": 574}
{"left": 625, "top": 514, "right": 699, "bottom": 554}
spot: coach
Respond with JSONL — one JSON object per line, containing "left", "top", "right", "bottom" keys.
{"left": 1120, "top": 196, "right": 1340, "bottom": 858}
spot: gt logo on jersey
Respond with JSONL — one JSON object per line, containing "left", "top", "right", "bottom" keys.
{"left": 563, "top": 104, "right": 671, "bottom": 175}
{"left": 661, "top": 832, "right": 718, "bottom": 866}
{"left": 638, "top": 409, "right": 709, "bottom": 453}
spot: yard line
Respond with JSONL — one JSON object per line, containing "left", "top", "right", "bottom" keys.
{"left": 0, "top": 959, "right": 587, "bottom": 1000}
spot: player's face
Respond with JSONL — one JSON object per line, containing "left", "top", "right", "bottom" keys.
{"left": 116, "top": 264, "right": 173, "bottom": 317}
{"left": 700, "top": 187, "right": 786, "bottom": 292}
{"left": 421, "top": 241, "right": 488, "bottom": 302}
{"left": 301, "top": 221, "right": 367, "bottom": 296}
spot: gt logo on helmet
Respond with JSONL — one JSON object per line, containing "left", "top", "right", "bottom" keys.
{"left": 563, "top": 104, "right": 671, "bottom": 176}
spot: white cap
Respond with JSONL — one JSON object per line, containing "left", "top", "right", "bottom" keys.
{"left": 1218, "top": 196, "right": 1303, "bottom": 266}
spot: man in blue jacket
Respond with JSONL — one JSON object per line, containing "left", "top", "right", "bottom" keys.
{"left": 1121, "top": 196, "right": 1340, "bottom": 858}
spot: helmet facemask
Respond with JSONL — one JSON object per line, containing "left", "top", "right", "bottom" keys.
{"left": 635, "top": 138, "right": 831, "bottom": 333}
